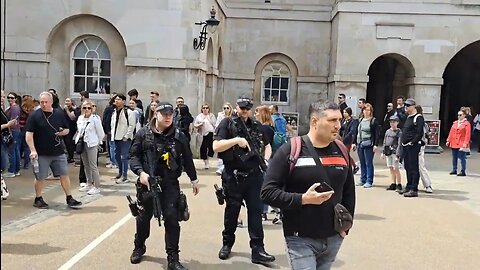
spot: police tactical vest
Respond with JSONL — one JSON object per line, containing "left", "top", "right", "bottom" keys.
{"left": 224, "top": 116, "right": 266, "bottom": 162}
{"left": 141, "top": 126, "right": 184, "bottom": 175}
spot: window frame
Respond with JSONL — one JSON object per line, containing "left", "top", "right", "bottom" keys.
{"left": 260, "top": 62, "right": 291, "bottom": 105}
{"left": 70, "top": 36, "right": 112, "bottom": 97}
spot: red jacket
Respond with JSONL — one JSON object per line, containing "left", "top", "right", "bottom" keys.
{"left": 447, "top": 120, "right": 471, "bottom": 149}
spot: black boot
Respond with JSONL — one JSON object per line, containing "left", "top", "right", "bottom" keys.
{"left": 130, "top": 245, "right": 146, "bottom": 264}
{"left": 251, "top": 247, "right": 275, "bottom": 264}
{"left": 218, "top": 245, "right": 232, "bottom": 260}
{"left": 168, "top": 261, "right": 187, "bottom": 270}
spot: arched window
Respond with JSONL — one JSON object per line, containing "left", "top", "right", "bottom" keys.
{"left": 261, "top": 62, "right": 290, "bottom": 104}
{"left": 72, "top": 37, "right": 111, "bottom": 94}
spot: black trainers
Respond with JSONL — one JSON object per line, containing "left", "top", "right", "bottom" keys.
{"left": 457, "top": 171, "right": 466, "bottom": 177}
{"left": 449, "top": 171, "right": 457, "bottom": 175}
{"left": 67, "top": 197, "right": 82, "bottom": 209}
{"left": 218, "top": 245, "right": 232, "bottom": 260}
{"left": 168, "top": 261, "right": 187, "bottom": 270}
{"left": 395, "top": 184, "right": 402, "bottom": 192}
{"left": 130, "top": 245, "right": 146, "bottom": 264}
{"left": 403, "top": 190, "right": 418, "bottom": 198}
{"left": 33, "top": 197, "right": 49, "bottom": 209}
{"left": 386, "top": 183, "right": 396, "bottom": 191}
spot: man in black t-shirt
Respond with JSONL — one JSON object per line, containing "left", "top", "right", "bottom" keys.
{"left": 261, "top": 101, "right": 355, "bottom": 270}
{"left": 25, "top": 91, "right": 82, "bottom": 209}
{"left": 213, "top": 97, "right": 275, "bottom": 264}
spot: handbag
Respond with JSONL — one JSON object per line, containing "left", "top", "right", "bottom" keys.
{"left": 1, "top": 129, "right": 14, "bottom": 148}
{"left": 360, "top": 139, "right": 373, "bottom": 148}
{"left": 302, "top": 136, "right": 354, "bottom": 233}
{"left": 383, "top": 146, "right": 393, "bottom": 156}
{"left": 75, "top": 122, "right": 90, "bottom": 154}
{"left": 334, "top": 203, "right": 353, "bottom": 232}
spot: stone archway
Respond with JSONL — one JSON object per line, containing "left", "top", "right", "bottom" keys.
{"left": 440, "top": 40, "right": 480, "bottom": 141}
{"left": 366, "top": 53, "right": 415, "bottom": 120}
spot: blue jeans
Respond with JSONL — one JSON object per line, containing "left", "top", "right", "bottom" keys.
{"left": 108, "top": 136, "right": 117, "bottom": 166}
{"left": 286, "top": 235, "right": 344, "bottom": 270}
{"left": 8, "top": 130, "right": 21, "bottom": 174}
{"left": 357, "top": 145, "right": 374, "bottom": 184}
{"left": 451, "top": 148, "right": 466, "bottom": 172}
{"left": 20, "top": 130, "right": 30, "bottom": 168}
{"left": 114, "top": 139, "right": 131, "bottom": 178}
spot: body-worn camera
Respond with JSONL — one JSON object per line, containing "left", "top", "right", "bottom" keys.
{"left": 214, "top": 184, "right": 226, "bottom": 205}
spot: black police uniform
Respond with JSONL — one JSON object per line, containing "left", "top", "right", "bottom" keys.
{"left": 213, "top": 99, "right": 275, "bottom": 264}
{"left": 129, "top": 115, "right": 198, "bottom": 269}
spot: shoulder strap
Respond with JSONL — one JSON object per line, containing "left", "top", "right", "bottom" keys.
{"left": 124, "top": 108, "right": 130, "bottom": 126}
{"left": 288, "top": 136, "right": 302, "bottom": 175}
{"left": 302, "top": 135, "right": 330, "bottom": 182}
{"left": 334, "top": 139, "right": 352, "bottom": 167}
{"left": 413, "top": 114, "right": 422, "bottom": 125}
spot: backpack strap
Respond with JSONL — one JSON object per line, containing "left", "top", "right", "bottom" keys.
{"left": 124, "top": 108, "right": 130, "bottom": 126}
{"left": 334, "top": 139, "right": 353, "bottom": 168}
{"left": 288, "top": 136, "right": 302, "bottom": 175}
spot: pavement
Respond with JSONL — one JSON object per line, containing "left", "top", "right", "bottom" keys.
{"left": 1, "top": 149, "right": 479, "bottom": 270}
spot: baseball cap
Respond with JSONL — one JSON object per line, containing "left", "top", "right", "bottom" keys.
{"left": 404, "top": 98, "right": 416, "bottom": 106}
{"left": 236, "top": 97, "right": 253, "bottom": 110}
{"left": 156, "top": 102, "right": 174, "bottom": 114}
{"left": 389, "top": 115, "right": 400, "bottom": 121}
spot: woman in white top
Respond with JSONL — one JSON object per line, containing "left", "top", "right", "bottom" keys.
{"left": 194, "top": 103, "right": 216, "bottom": 169}
{"left": 129, "top": 99, "right": 143, "bottom": 133}
{"left": 215, "top": 102, "right": 233, "bottom": 175}
{"left": 75, "top": 100, "right": 105, "bottom": 195}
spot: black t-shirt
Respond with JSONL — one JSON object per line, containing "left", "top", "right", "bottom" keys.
{"left": 259, "top": 124, "right": 274, "bottom": 147}
{"left": 261, "top": 139, "right": 356, "bottom": 239}
{"left": 25, "top": 109, "right": 69, "bottom": 156}
{"left": 214, "top": 116, "right": 269, "bottom": 170}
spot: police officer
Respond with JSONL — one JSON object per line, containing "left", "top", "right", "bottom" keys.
{"left": 213, "top": 97, "right": 276, "bottom": 264}
{"left": 129, "top": 102, "right": 200, "bottom": 270}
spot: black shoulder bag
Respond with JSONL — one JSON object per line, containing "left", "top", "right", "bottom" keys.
{"left": 302, "top": 135, "right": 353, "bottom": 233}
{"left": 75, "top": 122, "right": 90, "bottom": 154}
{"left": 1, "top": 110, "right": 14, "bottom": 148}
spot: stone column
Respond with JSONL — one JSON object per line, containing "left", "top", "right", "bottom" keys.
{"left": 406, "top": 77, "right": 443, "bottom": 120}
{"left": 328, "top": 74, "right": 369, "bottom": 117}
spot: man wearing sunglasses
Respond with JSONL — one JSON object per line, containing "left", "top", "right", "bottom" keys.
{"left": 213, "top": 97, "right": 275, "bottom": 265}
{"left": 173, "top": 96, "right": 194, "bottom": 142}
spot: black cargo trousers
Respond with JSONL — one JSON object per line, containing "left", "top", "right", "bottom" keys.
{"left": 134, "top": 179, "right": 181, "bottom": 261}
{"left": 221, "top": 168, "right": 265, "bottom": 249}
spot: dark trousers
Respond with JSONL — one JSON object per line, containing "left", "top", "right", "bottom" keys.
{"left": 134, "top": 181, "right": 181, "bottom": 262}
{"left": 403, "top": 143, "right": 421, "bottom": 192}
{"left": 200, "top": 132, "right": 214, "bottom": 160}
{"left": 222, "top": 170, "right": 264, "bottom": 249}
{"left": 64, "top": 131, "right": 76, "bottom": 161}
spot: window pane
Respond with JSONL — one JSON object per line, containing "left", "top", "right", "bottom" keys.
{"left": 86, "top": 50, "right": 99, "bottom": 59}
{"left": 281, "top": 78, "right": 289, "bottom": 90}
{"left": 86, "top": 60, "right": 100, "bottom": 76}
{"left": 271, "top": 90, "right": 279, "bottom": 102}
{"left": 74, "top": 59, "right": 85, "bottom": 75}
{"left": 87, "top": 77, "right": 97, "bottom": 93}
{"left": 74, "top": 77, "right": 85, "bottom": 93}
{"left": 98, "top": 42, "right": 111, "bottom": 59}
{"left": 99, "top": 78, "right": 111, "bottom": 94}
{"left": 100, "top": 60, "right": 111, "bottom": 76}
{"left": 73, "top": 41, "right": 87, "bottom": 58}
{"left": 272, "top": 77, "right": 280, "bottom": 89}
{"left": 263, "top": 89, "right": 270, "bottom": 102}
{"left": 84, "top": 38, "right": 100, "bottom": 51}
{"left": 264, "top": 78, "right": 271, "bottom": 89}
{"left": 280, "top": 90, "right": 288, "bottom": 102}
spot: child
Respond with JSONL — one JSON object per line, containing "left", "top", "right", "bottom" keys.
{"left": 382, "top": 115, "right": 402, "bottom": 191}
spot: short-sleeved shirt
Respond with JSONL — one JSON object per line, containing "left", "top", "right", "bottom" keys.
{"left": 25, "top": 109, "right": 69, "bottom": 156}
{"left": 214, "top": 116, "right": 269, "bottom": 170}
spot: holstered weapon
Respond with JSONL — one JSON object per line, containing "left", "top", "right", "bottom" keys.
{"left": 177, "top": 191, "right": 190, "bottom": 221}
{"left": 214, "top": 184, "right": 225, "bottom": 205}
{"left": 236, "top": 117, "right": 268, "bottom": 172}
{"left": 126, "top": 195, "right": 141, "bottom": 217}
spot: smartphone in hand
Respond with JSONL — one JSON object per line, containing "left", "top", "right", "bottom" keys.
{"left": 315, "top": 182, "right": 333, "bottom": 193}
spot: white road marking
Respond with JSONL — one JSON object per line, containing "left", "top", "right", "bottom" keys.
{"left": 58, "top": 213, "right": 131, "bottom": 270}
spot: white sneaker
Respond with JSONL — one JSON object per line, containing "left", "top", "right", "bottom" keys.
{"left": 87, "top": 187, "right": 101, "bottom": 195}
{"left": 79, "top": 185, "right": 91, "bottom": 192}
{"left": 215, "top": 169, "right": 223, "bottom": 175}
{"left": 14, "top": 172, "right": 21, "bottom": 176}
{"left": 425, "top": 186, "right": 433, "bottom": 193}
{"left": 79, "top": 183, "right": 87, "bottom": 187}
{"left": 3, "top": 172, "right": 15, "bottom": 178}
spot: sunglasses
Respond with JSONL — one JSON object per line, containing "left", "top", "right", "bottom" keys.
{"left": 7, "top": 96, "right": 15, "bottom": 99}
{"left": 92, "top": 105, "right": 96, "bottom": 107}
{"left": 239, "top": 107, "right": 251, "bottom": 111}
{"left": 458, "top": 114, "right": 464, "bottom": 117}
{"left": 83, "top": 107, "right": 92, "bottom": 110}
{"left": 202, "top": 107, "right": 209, "bottom": 109}
{"left": 223, "top": 107, "right": 230, "bottom": 110}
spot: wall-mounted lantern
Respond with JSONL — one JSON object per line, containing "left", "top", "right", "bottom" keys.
{"left": 193, "top": 7, "right": 220, "bottom": 50}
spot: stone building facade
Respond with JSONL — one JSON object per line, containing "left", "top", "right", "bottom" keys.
{"left": 1, "top": 0, "right": 479, "bottom": 137}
